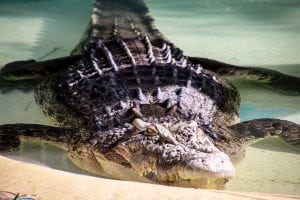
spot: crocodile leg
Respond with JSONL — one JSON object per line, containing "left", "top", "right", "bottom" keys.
{"left": 1, "top": 55, "right": 81, "bottom": 81}
{"left": 0, "top": 124, "right": 79, "bottom": 152}
{"left": 230, "top": 118, "right": 300, "bottom": 151}
{"left": 0, "top": 123, "right": 111, "bottom": 177}
{"left": 189, "top": 57, "right": 300, "bottom": 95}
{"left": 0, "top": 55, "right": 81, "bottom": 93}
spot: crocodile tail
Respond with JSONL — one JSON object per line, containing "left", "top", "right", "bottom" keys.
{"left": 71, "top": 0, "right": 166, "bottom": 55}
{"left": 0, "top": 124, "right": 78, "bottom": 152}
{"left": 230, "top": 118, "right": 300, "bottom": 150}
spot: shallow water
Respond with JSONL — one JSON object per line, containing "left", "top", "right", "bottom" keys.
{"left": 0, "top": 0, "right": 299, "bottom": 195}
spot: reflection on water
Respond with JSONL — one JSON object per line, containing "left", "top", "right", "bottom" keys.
{"left": 230, "top": 77, "right": 300, "bottom": 123}
{"left": 0, "top": 0, "right": 299, "bottom": 195}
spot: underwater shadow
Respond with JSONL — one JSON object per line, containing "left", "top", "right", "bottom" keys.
{"left": 0, "top": 0, "right": 92, "bottom": 92}
{"left": 250, "top": 137, "right": 300, "bottom": 155}
{"left": 0, "top": 0, "right": 91, "bottom": 62}
{"left": 6, "top": 141, "right": 92, "bottom": 176}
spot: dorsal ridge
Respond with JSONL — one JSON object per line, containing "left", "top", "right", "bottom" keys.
{"left": 144, "top": 36, "right": 156, "bottom": 65}
{"left": 96, "top": 40, "right": 119, "bottom": 72}
{"left": 117, "top": 37, "right": 137, "bottom": 66}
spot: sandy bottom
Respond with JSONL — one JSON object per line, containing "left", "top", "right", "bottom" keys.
{"left": 0, "top": 0, "right": 300, "bottom": 198}
{"left": 5, "top": 136, "right": 300, "bottom": 196}
{"left": 0, "top": 155, "right": 298, "bottom": 200}
{"left": 226, "top": 138, "right": 300, "bottom": 195}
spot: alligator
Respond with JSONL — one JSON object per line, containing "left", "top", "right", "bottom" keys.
{"left": 0, "top": 0, "right": 299, "bottom": 189}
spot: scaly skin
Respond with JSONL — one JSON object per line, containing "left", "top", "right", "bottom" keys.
{"left": 0, "top": 0, "right": 299, "bottom": 189}
{"left": 34, "top": 37, "right": 240, "bottom": 188}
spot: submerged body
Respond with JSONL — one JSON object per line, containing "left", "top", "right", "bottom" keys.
{"left": 0, "top": 0, "right": 300, "bottom": 189}
{"left": 36, "top": 36, "right": 240, "bottom": 187}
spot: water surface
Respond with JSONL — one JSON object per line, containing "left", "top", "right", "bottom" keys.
{"left": 0, "top": 0, "right": 299, "bottom": 195}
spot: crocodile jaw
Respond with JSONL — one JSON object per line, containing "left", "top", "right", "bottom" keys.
{"left": 94, "top": 119, "right": 237, "bottom": 188}
{"left": 170, "top": 151, "right": 234, "bottom": 188}
{"left": 113, "top": 145, "right": 235, "bottom": 188}
{"left": 180, "top": 152, "right": 234, "bottom": 180}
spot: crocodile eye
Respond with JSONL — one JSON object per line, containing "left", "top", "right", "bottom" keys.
{"left": 145, "top": 126, "right": 158, "bottom": 136}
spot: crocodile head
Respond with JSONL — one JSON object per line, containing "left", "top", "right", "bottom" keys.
{"left": 94, "top": 117, "right": 235, "bottom": 188}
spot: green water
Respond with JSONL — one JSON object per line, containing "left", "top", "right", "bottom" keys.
{"left": 146, "top": 0, "right": 300, "bottom": 66}
{"left": 0, "top": 0, "right": 299, "bottom": 195}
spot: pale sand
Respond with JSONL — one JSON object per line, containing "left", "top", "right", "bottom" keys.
{"left": 0, "top": 156, "right": 298, "bottom": 200}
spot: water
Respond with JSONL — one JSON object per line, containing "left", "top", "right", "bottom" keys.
{"left": 146, "top": 0, "right": 300, "bottom": 66}
{"left": 0, "top": 0, "right": 299, "bottom": 195}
